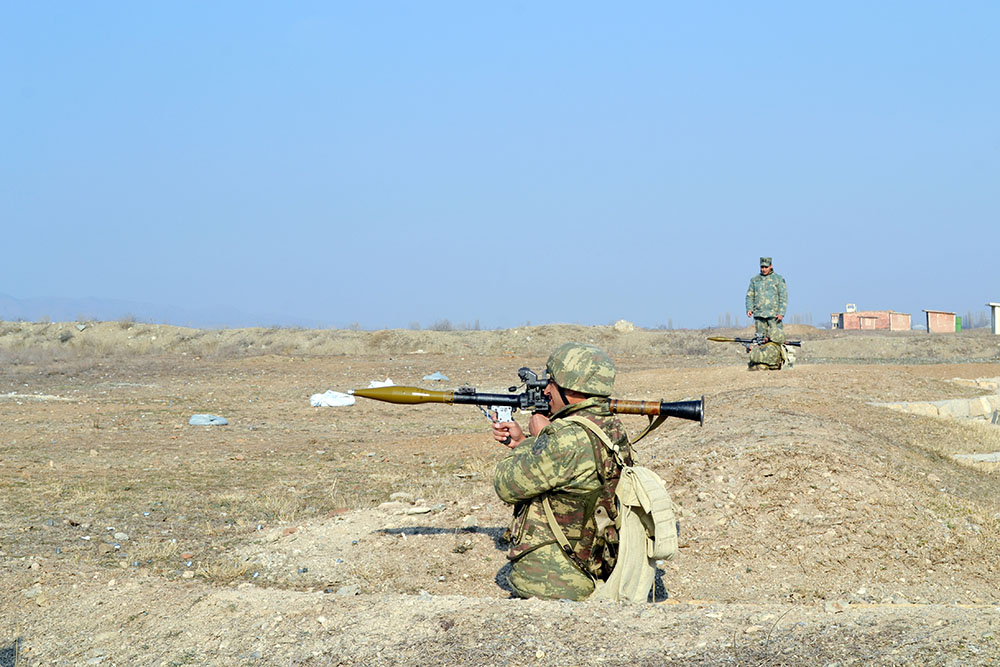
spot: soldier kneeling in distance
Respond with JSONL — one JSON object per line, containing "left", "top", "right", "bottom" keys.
{"left": 748, "top": 328, "right": 788, "bottom": 371}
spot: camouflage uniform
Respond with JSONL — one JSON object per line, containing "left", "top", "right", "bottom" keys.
{"left": 748, "top": 328, "right": 787, "bottom": 371}
{"left": 745, "top": 257, "right": 787, "bottom": 339}
{"left": 493, "top": 343, "right": 632, "bottom": 601}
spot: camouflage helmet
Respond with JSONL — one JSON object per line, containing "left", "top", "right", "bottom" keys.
{"left": 546, "top": 343, "right": 616, "bottom": 396}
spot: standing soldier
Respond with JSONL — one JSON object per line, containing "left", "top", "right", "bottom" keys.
{"left": 746, "top": 256, "right": 787, "bottom": 341}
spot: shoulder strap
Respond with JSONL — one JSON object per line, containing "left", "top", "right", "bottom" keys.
{"left": 563, "top": 415, "right": 626, "bottom": 466}
{"left": 541, "top": 496, "right": 594, "bottom": 578}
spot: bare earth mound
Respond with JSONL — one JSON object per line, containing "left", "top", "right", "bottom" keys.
{"left": 1, "top": 323, "right": 999, "bottom": 664}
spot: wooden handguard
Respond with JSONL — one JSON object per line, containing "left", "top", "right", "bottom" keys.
{"left": 609, "top": 399, "right": 662, "bottom": 416}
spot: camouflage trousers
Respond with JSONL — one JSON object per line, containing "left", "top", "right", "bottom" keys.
{"left": 753, "top": 316, "right": 783, "bottom": 339}
{"left": 503, "top": 543, "right": 596, "bottom": 601}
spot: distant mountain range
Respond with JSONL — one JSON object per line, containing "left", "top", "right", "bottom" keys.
{"left": 0, "top": 293, "right": 323, "bottom": 329}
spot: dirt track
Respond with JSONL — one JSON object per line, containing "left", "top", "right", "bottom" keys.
{"left": 2, "top": 323, "right": 1000, "bottom": 664}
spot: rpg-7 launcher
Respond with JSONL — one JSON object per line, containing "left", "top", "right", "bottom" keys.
{"left": 707, "top": 335, "right": 802, "bottom": 352}
{"left": 350, "top": 367, "right": 704, "bottom": 444}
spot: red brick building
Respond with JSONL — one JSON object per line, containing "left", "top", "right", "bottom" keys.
{"left": 923, "top": 310, "right": 956, "bottom": 333}
{"left": 831, "top": 309, "right": 911, "bottom": 331}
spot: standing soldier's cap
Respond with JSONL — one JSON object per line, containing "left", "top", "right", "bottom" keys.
{"left": 760, "top": 257, "right": 772, "bottom": 267}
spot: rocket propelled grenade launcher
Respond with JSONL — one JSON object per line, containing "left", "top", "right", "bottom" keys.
{"left": 349, "top": 367, "right": 705, "bottom": 436}
{"left": 707, "top": 335, "right": 802, "bottom": 352}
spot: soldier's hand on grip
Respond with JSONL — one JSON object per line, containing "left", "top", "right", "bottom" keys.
{"left": 492, "top": 421, "right": 525, "bottom": 449}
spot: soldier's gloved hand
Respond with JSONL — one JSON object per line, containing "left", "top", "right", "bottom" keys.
{"left": 492, "top": 421, "right": 525, "bottom": 449}
{"left": 528, "top": 413, "right": 551, "bottom": 437}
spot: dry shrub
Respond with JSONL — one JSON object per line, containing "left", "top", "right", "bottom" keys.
{"left": 196, "top": 556, "right": 258, "bottom": 584}
{"left": 255, "top": 492, "right": 305, "bottom": 523}
{"left": 128, "top": 537, "right": 180, "bottom": 565}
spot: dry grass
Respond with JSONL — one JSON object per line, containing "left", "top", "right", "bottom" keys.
{"left": 3, "top": 325, "right": 1000, "bottom": 664}
{"left": 195, "top": 556, "right": 257, "bottom": 584}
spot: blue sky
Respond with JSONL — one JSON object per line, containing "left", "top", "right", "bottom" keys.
{"left": 2, "top": 2, "right": 997, "bottom": 329}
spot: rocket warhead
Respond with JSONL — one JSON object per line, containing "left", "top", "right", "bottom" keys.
{"left": 348, "top": 386, "right": 456, "bottom": 405}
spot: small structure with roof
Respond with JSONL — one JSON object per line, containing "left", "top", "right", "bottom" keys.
{"left": 988, "top": 302, "right": 1000, "bottom": 335}
{"left": 830, "top": 307, "right": 910, "bottom": 331}
{"left": 924, "top": 310, "right": 957, "bottom": 333}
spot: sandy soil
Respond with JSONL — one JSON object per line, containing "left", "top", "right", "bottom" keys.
{"left": 1, "top": 323, "right": 1000, "bottom": 665}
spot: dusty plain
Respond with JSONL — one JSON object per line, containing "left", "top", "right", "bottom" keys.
{"left": 2, "top": 321, "right": 1000, "bottom": 665}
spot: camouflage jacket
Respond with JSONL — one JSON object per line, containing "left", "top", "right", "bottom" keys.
{"left": 494, "top": 398, "right": 632, "bottom": 578}
{"left": 749, "top": 340, "right": 785, "bottom": 369}
{"left": 745, "top": 271, "right": 788, "bottom": 319}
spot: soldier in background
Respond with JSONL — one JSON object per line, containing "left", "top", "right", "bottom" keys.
{"left": 746, "top": 256, "right": 787, "bottom": 341}
{"left": 748, "top": 327, "right": 788, "bottom": 371}
{"left": 490, "top": 343, "right": 633, "bottom": 600}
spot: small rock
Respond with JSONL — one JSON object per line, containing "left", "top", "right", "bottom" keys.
{"left": 114, "top": 532, "right": 129, "bottom": 541}
{"left": 406, "top": 506, "right": 433, "bottom": 515}
{"left": 461, "top": 515, "right": 479, "bottom": 530}
{"left": 389, "top": 492, "right": 415, "bottom": 503}
{"left": 824, "top": 599, "right": 850, "bottom": 613}
{"left": 336, "top": 585, "right": 360, "bottom": 596}
{"left": 927, "top": 474, "right": 941, "bottom": 483}
{"left": 377, "top": 501, "right": 408, "bottom": 511}
{"left": 182, "top": 571, "right": 195, "bottom": 579}
{"left": 744, "top": 625, "right": 763, "bottom": 634}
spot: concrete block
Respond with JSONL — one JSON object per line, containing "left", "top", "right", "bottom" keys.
{"left": 906, "top": 403, "right": 940, "bottom": 418}
{"left": 973, "top": 397, "right": 993, "bottom": 417}
{"left": 937, "top": 400, "right": 970, "bottom": 419}
{"left": 955, "top": 452, "right": 1000, "bottom": 463}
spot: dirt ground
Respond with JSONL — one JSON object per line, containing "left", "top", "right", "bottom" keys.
{"left": 2, "top": 322, "right": 1000, "bottom": 665}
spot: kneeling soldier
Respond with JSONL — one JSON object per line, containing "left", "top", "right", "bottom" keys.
{"left": 748, "top": 328, "right": 788, "bottom": 371}
{"left": 490, "top": 343, "right": 634, "bottom": 600}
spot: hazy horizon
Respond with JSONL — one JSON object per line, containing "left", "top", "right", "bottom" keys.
{"left": 4, "top": 3, "right": 998, "bottom": 331}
